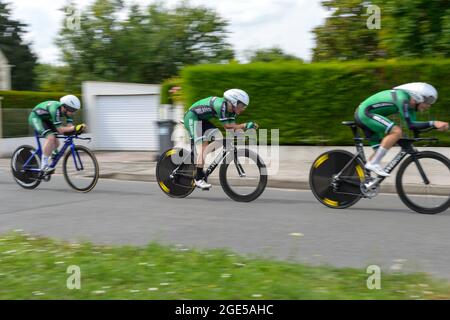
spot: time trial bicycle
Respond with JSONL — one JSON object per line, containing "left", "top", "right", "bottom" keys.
{"left": 309, "top": 121, "right": 450, "bottom": 214}
{"left": 156, "top": 131, "right": 267, "bottom": 202}
{"left": 11, "top": 131, "right": 99, "bottom": 192}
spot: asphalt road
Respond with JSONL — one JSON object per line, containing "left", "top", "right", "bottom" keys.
{"left": 0, "top": 171, "right": 449, "bottom": 281}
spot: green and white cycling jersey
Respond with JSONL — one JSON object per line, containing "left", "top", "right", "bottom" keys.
{"left": 28, "top": 101, "right": 74, "bottom": 137}
{"left": 355, "top": 89, "right": 434, "bottom": 147}
{"left": 184, "top": 96, "right": 236, "bottom": 142}
{"left": 186, "top": 96, "right": 236, "bottom": 123}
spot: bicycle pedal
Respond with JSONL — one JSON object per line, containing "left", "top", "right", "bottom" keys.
{"left": 201, "top": 188, "right": 210, "bottom": 191}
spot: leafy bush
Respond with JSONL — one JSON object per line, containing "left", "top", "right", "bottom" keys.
{"left": 180, "top": 60, "right": 450, "bottom": 145}
{"left": 0, "top": 90, "right": 82, "bottom": 137}
{"left": 160, "top": 78, "right": 184, "bottom": 105}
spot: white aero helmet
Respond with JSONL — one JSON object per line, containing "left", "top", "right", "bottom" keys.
{"left": 60, "top": 95, "right": 81, "bottom": 111}
{"left": 224, "top": 89, "right": 249, "bottom": 107}
{"left": 394, "top": 82, "right": 438, "bottom": 104}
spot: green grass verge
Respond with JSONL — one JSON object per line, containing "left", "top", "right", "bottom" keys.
{"left": 0, "top": 231, "right": 449, "bottom": 300}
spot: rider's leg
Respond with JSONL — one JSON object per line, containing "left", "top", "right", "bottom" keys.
{"left": 369, "top": 126, "right": 402, "bottom": 165}
{"left": 29, "top": 114, "right": 58, "bottom": 171}
{"left": 193, "top": 141, "right": 213, "bottom": 189}
{"left": 364, "top": 126, "right": 402, "bottom": 177}
{"left": 357, "top": 110, "right": 397, "bottom": 176}
{"left": 196, "top": 125, "right": 221, "bottom": 176}
{"left": 42, "top": 134, "right": 57, "bottom": 169}
{"left": 195, "top": 123, "right": 218, "bottom": 189}
{"left": 195, "top": 141, "right": 209, "bottom": 179}
{"left": 184, "top": 115, "right": 212, "bottom": 188}
{"left": 51, "top": 139, "right": 60, "bottom": 159}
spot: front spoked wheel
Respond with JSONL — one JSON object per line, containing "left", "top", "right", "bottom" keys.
{"left": 63, "top": 145, "right": 99, "bottom": 192}
{"left": 156, "top": 148, "right": 196, "bottom": 198}
{"left": 309, "top": 150, "right": 365, "bottom": 209}
{"left": 219, "top": 148, "right": 267, "bottom": 202}
{"left": 11, "top": 145, "right": 41, "bottom": 189}
{"left": 396, "top": 151, "right": 450, "bottom": 214}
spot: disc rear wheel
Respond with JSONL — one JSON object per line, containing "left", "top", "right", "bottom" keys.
{"left": 309, "top": 150, "right": 365, "bottom": 209}
{"left": 156, "top": 148, "right": 196, "bottom": 198}
{"left": 11, "top": 145, "right": 41, "bottom": 189}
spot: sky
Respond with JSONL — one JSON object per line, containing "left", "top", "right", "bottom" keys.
{"left": 7, "top": 0, "right": 329, "bottom": 65}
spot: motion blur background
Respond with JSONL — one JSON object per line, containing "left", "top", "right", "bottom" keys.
{"left": 0, "top": 0, "right": 449, "bottom": 146}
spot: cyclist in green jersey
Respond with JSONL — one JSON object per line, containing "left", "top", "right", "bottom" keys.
{"left": 355, "top": 82, "right": 448, "bottom": 177}
{"left": 28, "top": 95, "right": 86, "bottom": 174}
{"left": 184, "top": 89, "right": 259, "bottom": 189}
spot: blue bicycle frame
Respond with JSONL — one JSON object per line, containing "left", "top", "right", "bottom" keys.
{"left": 22, "top": 131, "right": 90, "bottom": 174}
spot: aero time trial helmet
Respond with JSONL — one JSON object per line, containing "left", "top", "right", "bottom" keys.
{"left": 60, "top": 95, "right": 81, "bottom": 112}
{"left": 224, "top": 89, "right": 249, "bottom": 108}
{"left": 394, "top": 82, "right": 438, "bottom": 105}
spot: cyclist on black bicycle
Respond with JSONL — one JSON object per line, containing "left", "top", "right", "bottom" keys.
{"left": 355, "top": 82, "right": 448, "bottom": 177}
{"left": 184, "top": 89, "right": 258, "bottom": 189}
{"left": 28, "top": 95, "right": 86, "bottom": 174}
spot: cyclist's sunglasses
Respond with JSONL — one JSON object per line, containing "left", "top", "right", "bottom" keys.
{"left": 63, "top": 105, "right": 78, "bottom": 113}
{"left": 423, "top": 96, "right": 436, "bottom": 105}
{"left": 237, "top": 101, "right": 248, "bottom": 109}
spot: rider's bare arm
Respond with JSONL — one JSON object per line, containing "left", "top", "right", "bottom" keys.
{"left": 223, "top": 123, "right": 247, "bottom": 130}
{"left": 433, "top": 121, "right": 449, "bottom": 131}
{"left": 56, "top": 125, "right": 75, "bottom": 134}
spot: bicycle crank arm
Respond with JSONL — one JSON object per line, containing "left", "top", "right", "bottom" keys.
{"left": 175, "top": 173, "right": 195, "bottom": 179}
{"left": 363, "top": 178, "right": 381, "bottom": 190}
{"left": 333, "top": 190, "right": 363, "bottom": 197}
{"left": 336, "top": 177, "right": 362, "bottom": 188}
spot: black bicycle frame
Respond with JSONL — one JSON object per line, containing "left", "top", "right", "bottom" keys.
{"left": 172, "top": 138, "right": 245, "bottom": 182}
{"left": 334, "top": 125, "right": 368, "bottom": 182}
{"left": 335, "top": 125, "right": 435, "bottom": 193}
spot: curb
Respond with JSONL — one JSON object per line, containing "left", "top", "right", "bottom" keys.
{"left": 100, "top": 172, "right": 312, "bottom": 190}
{"left": 99, "top": 172, "right": 450, "bottom": 195}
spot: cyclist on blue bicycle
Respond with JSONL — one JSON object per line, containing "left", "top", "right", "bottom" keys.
{"left": 184, "top": 89, "right": 258, "bottom": 189}
{"left": 28, "top": 95, "right": 86, "bottom": 174}
{"left": 355, "top": 82, "right": 448, "bottom": 177}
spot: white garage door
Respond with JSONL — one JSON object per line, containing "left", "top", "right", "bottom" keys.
{"left": 95, "top": 95, "right": 159, "bottom": 150}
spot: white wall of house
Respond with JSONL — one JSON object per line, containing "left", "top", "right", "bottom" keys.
{"left": 82, "top": 81, "right": 161, "bottom": 151}
{"left": 0, "top": 50, "right": 11, "bottom": 91}
{"left": 0, "top": 97, "right": 3, "bottom": 138}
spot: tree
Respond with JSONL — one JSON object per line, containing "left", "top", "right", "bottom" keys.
{"left": 247, "top": 47, "right": 303, "bottom": 63}
{"left": 0, "top": 1, "right": 37, "bottom": 90}
{"left": 34, "top": 64, "right": 73, "bottom": 92}
{"left": 312, "top": 0, "right": 382, "bottom": 61}
{"left": 377, "top": 0, "right": 450, "bottom": 58}
{"left": 312, "top": 0, "right": 450, "bottom": 61}
{"left": 56, "top": 0, "right": 234, "bottom": 89}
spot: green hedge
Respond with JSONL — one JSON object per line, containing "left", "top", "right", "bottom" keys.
{"left": 161, "top": 77, "right": 184, "bottom": 105}
{"left": 0, "top": 90, "right": 80, "bottom": 109}
{"left": 180, "top": 60, "right": 450, "bottom": 146}
{"left": 0, "top": 90, "right": 82, "bottom": 138}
